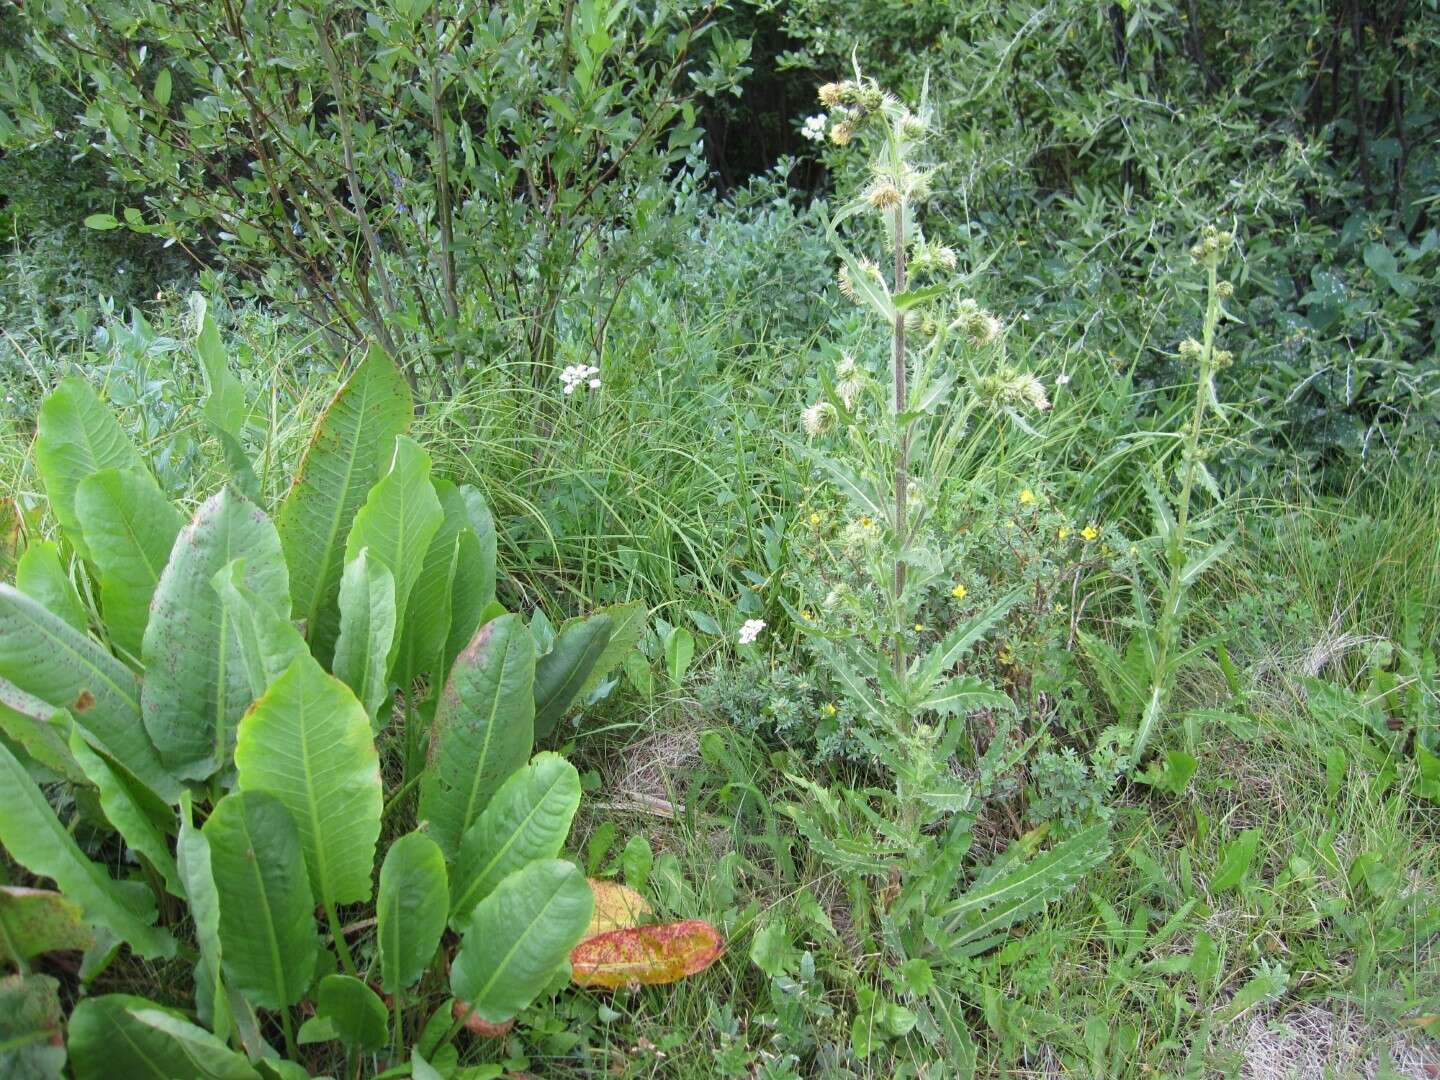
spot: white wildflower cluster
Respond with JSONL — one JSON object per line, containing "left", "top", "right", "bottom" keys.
{"left": 560, "top": 364, "right": 601, "bottom": 396}
{"left": 737, "top": 618, "right": 765, "bottom": 645}
{"left": 801, "top": 114, "right": 828, "bottom": 142}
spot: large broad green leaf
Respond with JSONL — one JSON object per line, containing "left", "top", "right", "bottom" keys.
{"left": 0, "top": 973, "right": 66, "bottom": 1079}
{"left": 419, "top": 614, "right": 536, "bottom": 860}
{"left": 392, "top": 478, "right": 469, "bottom": 689}
{"left": 68, "top": 995, "right": 257, "bottom": 1080}
{"left": 0, "top": 679, "right": 83, "bottom": 784}
{"left": 0, "top": 740, "right": 175, "bottom": 960}
{"left": 141, "top": 488, "right": 289, "bottom": 781}
{"left": 234, "top": 655, "right": 382, "bottom": 907}
{"left": 203, "top": 790, "right": 318, "bottom": 1010}
{"left": 75, "top": 467, "right": 183, "bottom": 659}
{"left": 15, "top": 541, "right": 87, "bottom": 634}
{"left": 450, "top": 859, "right": 593, "bottom": 1023}
{"left": 176, "top": 794, "right": 230, "bottom": 1043}
{"left": 67, "top": 728, "right": 182, "bottom": 898}
{"left": 377, "top": 831, "right": 449, "bottom": 995}
{"left": 332, "top": 549, "right": 398, "bottom": 730}
{"left": 450, "top": 752, "right": 581, "bottom": 924}
{"left": 297, "top": 975, "right": 388, "bottom": 1052}
{"left": 0, "top": 583, "right": 174, "bottom": 800}
{"left": 0, "top": 888, "right": 93, "bottom": 967}
{"left": 440, "top": 485, "right": 498, "bottom": 676}
{"left": 533, "top": 613, "right": 614, "bottom": 740}
{"left": 278, "top": 346, "right": 412, "bottom": 664}
{"left": 575, "top": 600, "right": 647, "bottom": 702}
{"left": 33, "top": 376, "right": 147, "bottom": 561}
{"left": 210, "top": 561, "right": 309, "bottom": 699}
{"left": 343, "top": 435, "right": 443, "bottom": 677}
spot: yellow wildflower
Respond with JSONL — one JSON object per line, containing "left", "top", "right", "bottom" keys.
{"left": 821, "top": 702, "right": 837, "bottom": 717}
{"left": 809, "top": 512, "right": 821, "bottom": 526}
{"left": 913, "top": 623, "right": 924, "bottom": 632}
{"left": 801, "top": 609, "right": 813, "bottom": 622}
{"left": 1019, "top": 489, "right": 1037, "bottom": 506}
{"left": 1081, "top": 524, "right": 1099, "bottom": 542}
{"left": 950, "top": 583, "right": 968, "bottom": 600}
{"left": 1058, "top": 526, "right": 1070, "bottom": 541}
{"left": 859, "top": 515, "right": 873, "bottom": 528}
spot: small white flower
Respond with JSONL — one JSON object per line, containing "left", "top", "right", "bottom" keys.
{"left": 560, "top": 363, "right": 601, "bottom": 396}
{"left": 801, "top": 114, "right": 828, "bottom": 142}
{"left": 737, "top": 618, "right": 766, "bottom": 645}
{"left": 1056, "top": 373, "right": 1071, "bottom": 386}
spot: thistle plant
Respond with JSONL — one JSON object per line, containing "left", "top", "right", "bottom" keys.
{"left": 778, "top": 73, "right": 1108, "bottom": 1053}
{"left": 1130, "top": 227, "right": 1239, "bottom": 766}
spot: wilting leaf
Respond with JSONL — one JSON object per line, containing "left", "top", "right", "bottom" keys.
{"left": 0, "top": 888, "right": 93, "bottom": 966}
{"left": 450, "top": 1000, "right": 513, "bottom": 1038}
{"left": 583, "top": 879, "right": 652, "bottom": 938}
{"left": 0, "top": 973, "right": 66, "bottom": 1079}
{"left": 569, "top": 919, "right": 724, "bottom": 988}
{"left": 278, "top": 346, "right": 412, "bottom": 664}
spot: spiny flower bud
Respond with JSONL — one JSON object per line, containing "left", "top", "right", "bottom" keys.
{"left": 950, "top": 298, "right": 1003, "bottom": 347}
{"left": 829, "top": 121, "right": 854, "bottom": 146}
{"left": 867, "top": 181, "right": 902, "bottom": 209}
{"left": 909, "top": 239, "right": 957, "bottom": 276}
{"left": 1178, "top": 337, "right": 1204, "bottom": 360}
{"left": 1213, "top": 348, "right": 1234, "bottom": 369}
{"left": 837, "top": 258, "right": 882, "bottom": 303}
{"left": 977, "top": 368, "right": 1051, "bottom": 413}
{"left": 898, "top": 110, "right": 927, "bottom": 140}
{"left": 1216, "top": 279, "right": 1234, "bottom": 298}
{"left": 801, "top": 401, "right": 838, "bottom": 436}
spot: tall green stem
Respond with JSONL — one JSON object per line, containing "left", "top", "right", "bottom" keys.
{"left": 1130, "top": 255, "right": 1221, "bottom": 766}
{"left": 891, "top": 200, "right": 909, "bottom": 681}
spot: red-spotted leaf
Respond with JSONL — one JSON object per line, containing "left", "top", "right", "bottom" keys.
{"left": 569, "top": 919, "right": 723, "bottom": 988}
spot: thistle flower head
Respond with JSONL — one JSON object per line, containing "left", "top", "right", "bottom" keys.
{"left": 977, "top": 368, "right": 1051, "bottom": 413}
{"left": 801, "top": 400, "right": 838, "bottom": 436}
{"left": 1190, "top": 225, "right": 1236, "bottom": 262}
{"left": 818, "top": 81, "right": 847, "bottom": 107}
{"left": 909, "top": 238, "right": 957, "bottom": 276}
{"left": 866, "top": 180, "right": 902, "bottom": 209}
{"left": 837, "top": 258, "right": 882, "bottom": 303}
{"left": 950, "top": 298, "right": 1004, "bottom": 347}
{"left": 828, "top": 121, "right": 854, "bottom": 146}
